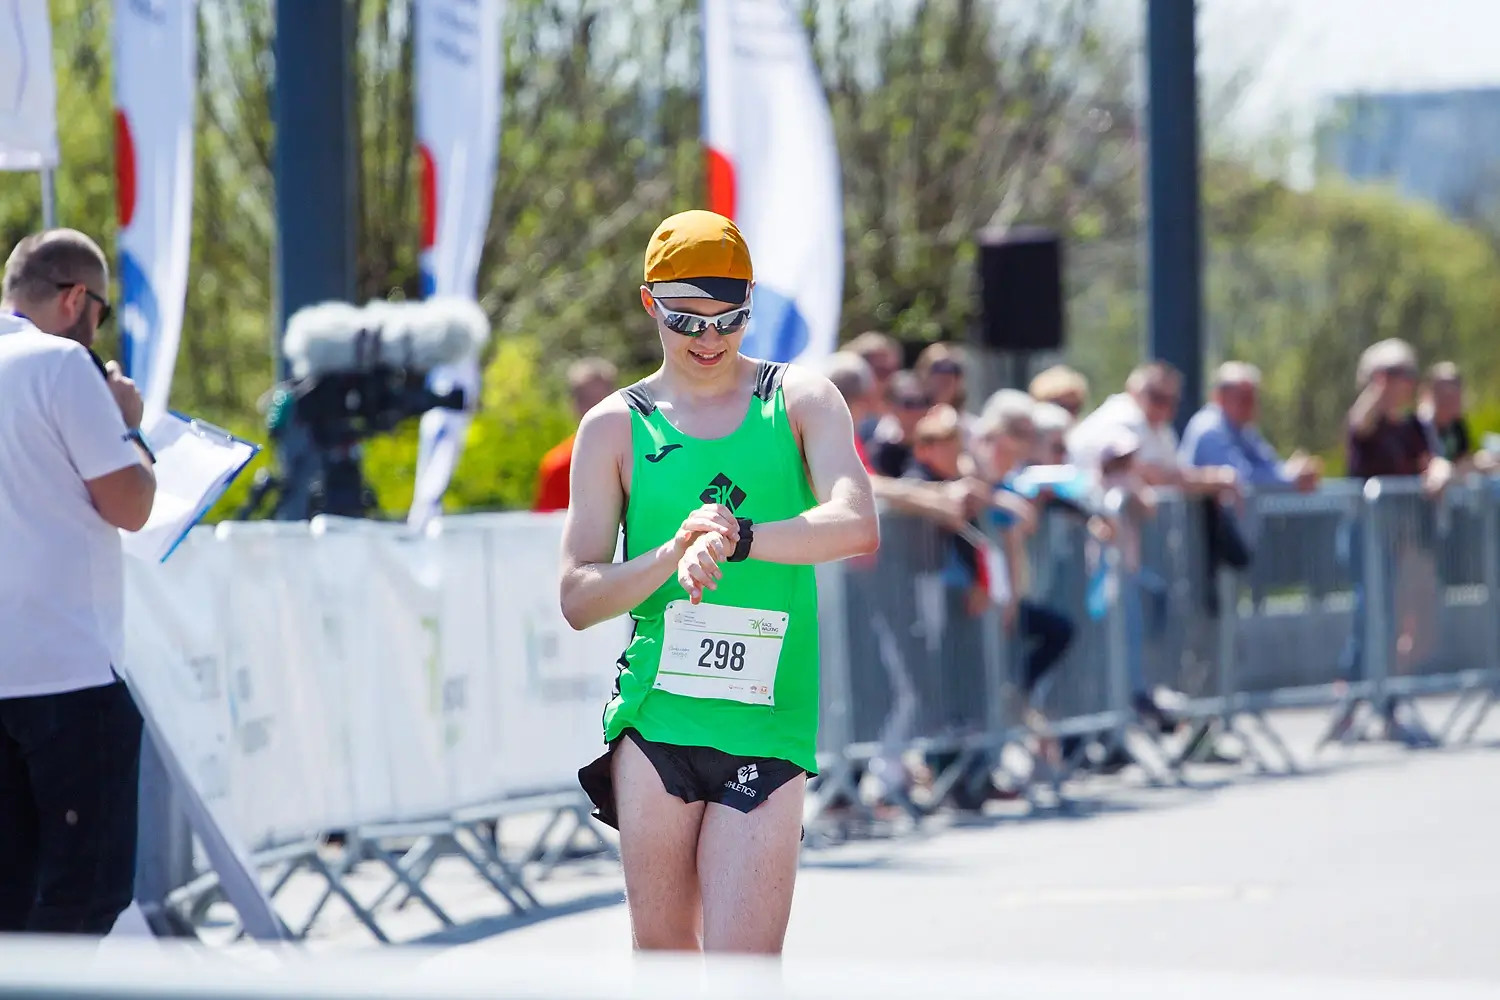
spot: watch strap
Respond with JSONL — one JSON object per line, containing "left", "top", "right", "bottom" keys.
{"left": 727, "top": 517, "right": 754, "bottom": 562}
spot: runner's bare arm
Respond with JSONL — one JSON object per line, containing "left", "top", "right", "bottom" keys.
{"left": 560, "top": 400, "right": 740, "bottom": 630}
{"left": 742, "top": 367, "right": 880, "bottom": 565}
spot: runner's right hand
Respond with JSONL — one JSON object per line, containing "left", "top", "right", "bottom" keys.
{"left": 672, "top": 503, "right": 739, "bottom": 559}
{"left": 678, "top": 531, "right": 730, "bottom": 604}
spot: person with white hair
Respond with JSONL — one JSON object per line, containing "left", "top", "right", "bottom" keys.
{"left": 1180, "top": 361, "right": 1320, "bottom": 491}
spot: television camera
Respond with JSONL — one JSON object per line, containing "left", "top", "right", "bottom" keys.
{"left": 238, "top": 298, "right": 491, "bottom": 521}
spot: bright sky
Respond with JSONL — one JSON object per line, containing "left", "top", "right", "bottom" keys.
{"left": 1198, "top": 0, "right": 1500, "bottom": 134}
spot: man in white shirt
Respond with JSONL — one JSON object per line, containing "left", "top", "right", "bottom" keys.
{"left": 0, "top": 230, "right": 157, "bottom": 934}
{"left": 1068, "top": 360, "right": 1237, "bottom": 496}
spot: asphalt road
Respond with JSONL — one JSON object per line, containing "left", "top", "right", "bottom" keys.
{"left": 280, "top": 705, "right": 1500, "bottom": 988}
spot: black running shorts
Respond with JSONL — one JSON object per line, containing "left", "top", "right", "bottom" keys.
{"left": 578, "top": 728, "right": 807, "bottom": 831}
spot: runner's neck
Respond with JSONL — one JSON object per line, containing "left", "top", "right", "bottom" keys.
{"left": 655, "top": 354, "right": 756, "bottom": 407}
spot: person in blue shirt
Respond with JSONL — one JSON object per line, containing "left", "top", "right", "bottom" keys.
{"left": 1179, "top": 362, "right": 1321, "bottom": 490}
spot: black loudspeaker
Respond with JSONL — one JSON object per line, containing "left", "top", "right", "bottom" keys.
{"left": 975, "top": 227, "right": 1064, "bottom": 352}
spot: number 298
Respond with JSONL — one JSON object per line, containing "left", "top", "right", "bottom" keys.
{"left": 697, "top": 638, "right": 747, "bottom": 672}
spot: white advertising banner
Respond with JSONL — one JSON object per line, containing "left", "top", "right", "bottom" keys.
{"left": 409, "top": 0, "right": 505, "bottom": 530}
{"left": 114, "top": 0, "right": 197, "bottom": 430}
{"left": 0, "top": 0, "right": 59, "bottom": 170}
{"left": 702, "top": 0, "right": 843, "bottom": 366}
{"left": 121, "top": 512, "right": 622, "bottom": 852}
{"left": 481, "top": 513, "right": 628, "bottom": 795}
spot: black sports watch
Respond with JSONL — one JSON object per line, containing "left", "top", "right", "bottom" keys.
{"left": 727, "top": 517, "right": 754, "bottom": 562}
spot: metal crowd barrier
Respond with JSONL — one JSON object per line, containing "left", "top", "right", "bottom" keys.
{"left": 809, "top": 476, "right": 1500, "bottom": 831}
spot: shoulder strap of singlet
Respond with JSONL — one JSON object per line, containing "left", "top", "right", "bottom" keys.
{"left": 620, "top": 382, "right": 656, "bottom": 416}
{"left": 754, "top": 360, "right": 789, "bottom": 402}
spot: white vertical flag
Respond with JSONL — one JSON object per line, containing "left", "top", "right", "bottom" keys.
{"left": 702, "top": 0, "right": 843, "bottom": 366}
{"left": 409, "top": 0, "right": 504, "bottom": 530}
{"left": 0, "top": 0, "right": 58, "bottom": 170}
{"left": 115, "top": 0, "right": 197, "bottom": 431}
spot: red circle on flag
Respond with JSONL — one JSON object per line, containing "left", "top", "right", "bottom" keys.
{"left": 706, "top": 148, "right": 737, "bottom": 220}
{"left": 419, "top": 144, "right": 437, "bottom": 249}
{"left": 115, "top": 110, "right": 137, "bottom": 228}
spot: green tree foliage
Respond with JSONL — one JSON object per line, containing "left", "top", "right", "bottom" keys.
{"left": 4, "top": 0, "right": 1500, "bottom": 517}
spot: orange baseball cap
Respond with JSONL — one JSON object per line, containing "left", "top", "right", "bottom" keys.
{"left": 643, "top": 209, "right": 753, "bottom": 303}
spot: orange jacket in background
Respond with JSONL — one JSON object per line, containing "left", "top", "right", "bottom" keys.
{"left": 533, "top": 433, "right": 575, "bottom": 512}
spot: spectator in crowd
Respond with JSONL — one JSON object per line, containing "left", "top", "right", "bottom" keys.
{"left": 1031, "top": 402, "right": 1075, "bottom": 466}
{"left": 1346, "top": 339, "right": 1448, "bottom": 489}
{"left": 0, "top": 229, "right": 156, "bottom": 934}
{"left": 970, "top": 403, "right": 1075, "bottom": 708}
{"left": 820, "top": 353, "right": 987, "bottom": 529}
{"left": 903, "top": 404, "right": 966, "bottom": 483}
{"left": 1333, "top": 339, "right": 1451, "bottom": 747}
{"left": 1069, "top": 360, "right": 1237, "bottom": 497}
{"left": 1090, "top": 428, "right": 1172, "bottom": 733}
{"left": 1419, "top": 361, "right": 1494, "bottom": 473}
{"left": 533, "top": 357, "right": 618, "bottom": 512}
{"left": 821, "top": 354, "right": 994, "bottom": 814}
{"left": 1028, "top": 364, "right": 1090, "bottom": 418}
{"left": 845, "top": 331, "right": 903, "bottom": 443}
{"left": 1180, "top": 362, "right": 1322, "bottom": 491}
{"left": 914, "top": 342, "right": 973, "bottom": 422}
{"left": 868, "top": 370, "right": 931, "bottom": 479}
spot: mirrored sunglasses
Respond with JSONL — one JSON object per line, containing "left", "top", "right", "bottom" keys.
{"left": 654, "top": 300, "right": 751, "bottom": 338}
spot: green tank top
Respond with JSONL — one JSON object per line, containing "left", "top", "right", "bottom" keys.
{"left": 601, "top": 361, "right": 821, "bottom": 772}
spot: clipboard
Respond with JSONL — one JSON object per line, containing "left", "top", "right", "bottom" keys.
{"left": 120, "top": 412, "right": 261, "bottom": 564}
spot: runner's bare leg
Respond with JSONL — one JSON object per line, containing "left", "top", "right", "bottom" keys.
{"left": 613, "top": 738, "right": 706, "bottom": 951}
{"left": 697, "top": 773, "right": 806, "bottom": 954}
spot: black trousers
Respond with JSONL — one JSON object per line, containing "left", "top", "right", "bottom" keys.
{"left": 1017, "top": 600, "right": 1074, "bottom": 695}
{"left": 0, "top": 679, "right": 143, "bottom": 934}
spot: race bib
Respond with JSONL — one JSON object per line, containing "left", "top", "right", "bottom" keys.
{"left": 654, "top": 601, "right": 788, "bottom": 707}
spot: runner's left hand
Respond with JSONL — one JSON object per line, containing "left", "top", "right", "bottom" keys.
{"left": 677, "top": 531, "right": 730, "bottom": 604}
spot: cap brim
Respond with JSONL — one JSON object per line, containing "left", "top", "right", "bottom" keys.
{"left": 648, "top": 277, "right": 750, "bottom": 303}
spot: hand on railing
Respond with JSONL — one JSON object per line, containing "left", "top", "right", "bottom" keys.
{"left": 1285, "top": 451, "right": 1323, "bottom": 493}
{"left": 1087, "top": 514, "right": 1117, "bottom": 545}
{"left": 1422, "top": 456, "right": 1453, "bottom": 499}
{"left": 993, "top": 491, "right": 1039, "bottom": 536}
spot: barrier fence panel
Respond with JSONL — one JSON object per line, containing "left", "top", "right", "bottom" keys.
{"left": 1232, "top": 483, "right": 1363, "bottom": 705}
{"left": 1362, "top": 480, "right": 1500, "bottom": 739}
{"left": 1024, "top": 508, "right": 1121, "bottom": 737}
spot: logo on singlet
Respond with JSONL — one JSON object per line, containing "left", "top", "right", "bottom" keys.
{"left": 700, "top": 472, "right": 747, "bottom": 512}
{"left": 645, "top": 443, "right": 683, "bottom": 463}
{"left": 737, "top": 763, "right": 759, "bottom": 785}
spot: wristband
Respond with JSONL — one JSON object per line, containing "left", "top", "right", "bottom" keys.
{"left": 126, "top": 427, "right": 156, "bottom": 466}
{"left": 727, "top": 517, "right": 754, "bottom": 562}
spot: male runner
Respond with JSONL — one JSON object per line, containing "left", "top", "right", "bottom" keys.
{"left": 563, "top": 210, "right": 879, "bottom": 954}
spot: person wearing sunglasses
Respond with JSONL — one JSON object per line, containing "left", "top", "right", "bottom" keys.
{"left": 0, "top": 229, "right": 155, "bottom": 936}
{"left": 564, "top": 210, "right": 878, "bottom": 955}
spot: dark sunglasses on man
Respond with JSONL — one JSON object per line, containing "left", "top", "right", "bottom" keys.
{"left": 56, "top": 281, "right": 113, "bottom": 327}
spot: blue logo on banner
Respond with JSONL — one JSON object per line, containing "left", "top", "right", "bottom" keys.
{"left": 419, "top": 266, "right": 436, "bottom": 299}
{"left": 741, "top": 285, "right": 809, "bottom": 363}
{"left": 118, "top": 251, "right": 158, "bottom": 386}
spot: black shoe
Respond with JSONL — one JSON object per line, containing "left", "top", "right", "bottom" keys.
{"left": 1132, "top": 693, "right": 1176, "bottom": 734}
